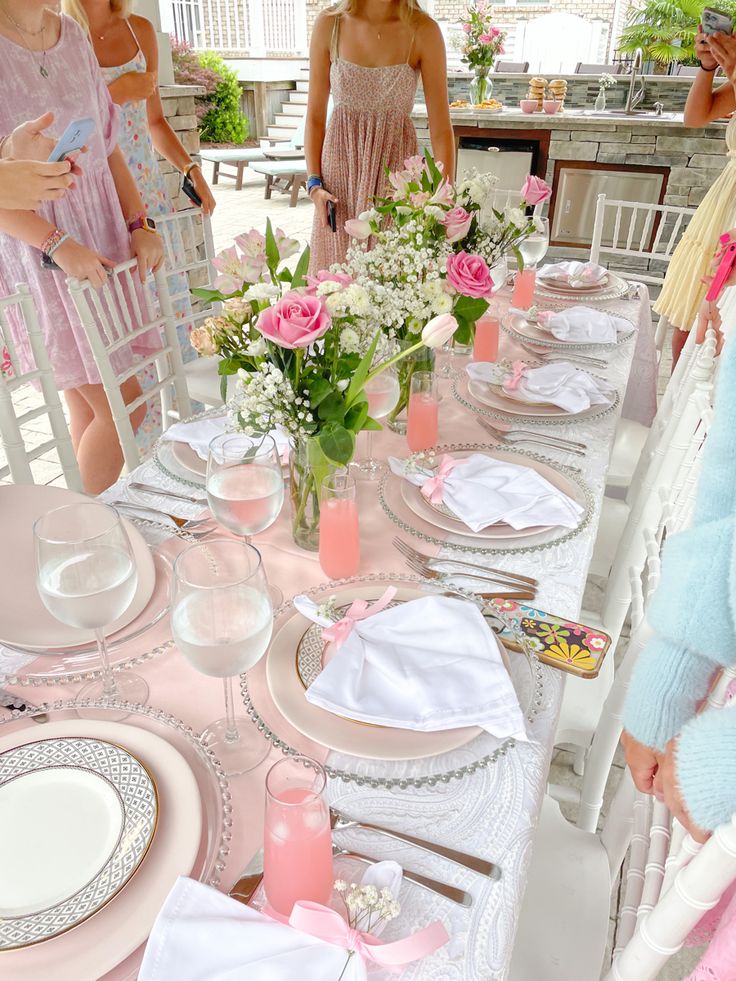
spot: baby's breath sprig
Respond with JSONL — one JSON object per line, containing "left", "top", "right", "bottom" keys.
{"left": 333, "top": 879, "right": 401, "bottom": 980}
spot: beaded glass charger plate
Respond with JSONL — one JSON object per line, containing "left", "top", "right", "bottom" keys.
{"left": 0, "top": 736, "right": 157, "bottom": 950}
{"left": 459, "top": 374, "right": 620, "bottom": 424}
{"left": 535, "top": 271, "right": 630, "bottom": 301}
{"left": 380, "top": 443, "right": 593, "bottom": 554}
{"left": 503, "top": 311, "right": 636, "bottom": 352}
{"left": 242, "top": 574, "right": 547, "bottom": 789}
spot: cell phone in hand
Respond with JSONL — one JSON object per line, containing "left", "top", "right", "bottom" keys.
{"left": 702, "top": 7, "right": 733, "bottom": 35}
{"left": 182, "top": 174, "right": 203, "bottom": 208}
{"left": 48, "top": 117, "right": 95, "bottom": 163}
{"left": 327, "top": 199, "right": 337, "bottom": 233}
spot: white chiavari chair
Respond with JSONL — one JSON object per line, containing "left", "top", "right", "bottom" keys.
{"left": 67, "top": 260, "right": 191, "bottom": 473}
{"left": 0, "top": 285, "right": 82, "bottom": 491}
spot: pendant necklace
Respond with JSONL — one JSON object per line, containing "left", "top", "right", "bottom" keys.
{"left": 1, "top": 7, "right": 49, "bottom": 77}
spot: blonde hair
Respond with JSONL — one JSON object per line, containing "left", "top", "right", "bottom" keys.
{"left": 61, "top": 0, "right": 133, "bottom": 34}
{"left": 327, "top": 0, "right": 423, "bottom": 23}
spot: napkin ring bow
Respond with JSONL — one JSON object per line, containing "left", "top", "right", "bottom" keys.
{"left": 322, "top": 587, "right": 397, "bottom": 648}
{"left": 503, "top": 360, "right": 527, "bottom": 391}
{"left": 289, "top": 902, "right": 449, "bottom": 974}
{"left": 420, "top": 455, "right": 459, "bottom": 505}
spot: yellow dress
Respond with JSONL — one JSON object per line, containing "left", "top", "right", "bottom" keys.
{"left": 654, "top": 114, "right": 736, "bottom": 331}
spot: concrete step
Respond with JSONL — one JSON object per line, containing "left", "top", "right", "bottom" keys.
{"left": 281, "top": 102, "right": 306, "bottom": 116}
{"left": 273, "top": 113, "right": 299, "bottom": 129}
{"left": 296, "top": 79, "right": 309, "bottom": 92}
{"left": 268, "top": 125, "right": 298, "bottom": 139}
{"left": 289, "top": 91, "right": 308, "bottom": 104}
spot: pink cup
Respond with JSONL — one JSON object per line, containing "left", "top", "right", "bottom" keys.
{"left": 543, "top": 99, "right": 561, "bottom": 115}
{"left": 520, "top": 99, "right": 538, "bottom": 114}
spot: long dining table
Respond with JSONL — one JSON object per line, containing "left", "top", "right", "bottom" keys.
{"left": 1, "top": 283, "right": 650, "bottom": 980}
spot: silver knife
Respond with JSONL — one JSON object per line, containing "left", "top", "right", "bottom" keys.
{"left": 229, "top": 847, "right": 264, "bottom": 905}
{"left": 127, "top": 481, "right": 207, "bottom": 505}
{"left": 332, "top": 844, "right": 473, "bottom": 906}
{"left": 331, "top": 807, "right": 499, "bottom": 879}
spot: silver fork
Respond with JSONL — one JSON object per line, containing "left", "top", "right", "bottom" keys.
{"left": 112, "top": 500, "right": 211, "bottom": 529}
{"left": 478, "top": 418, "right": 587, "bottom": 451}
{"left": 404, "top": 556, "right": 536, "bottom": 600}
{"left": 476, "top": 418, "right": 586, "bottom": 458}
{"left": 516, "top": 339, "right": 608, "bottom": 369}
{"left": 392, "top": 536, "right": 538, "bottom": 587}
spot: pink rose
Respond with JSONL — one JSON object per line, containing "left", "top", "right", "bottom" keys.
{"left": 446, "top": 251, "right": 494, "bottom": 299}
{"left": 462, "top": 22, "right": 471, "bottom": 33}
{"left": 521, "top": 175, "right": 552, "bottom": 206}
{"left": 491, "top": 26, "right": 502, "bottom": 37}
{"left": 344, "top": 218, "right": 372, "bottom": 240}
{"left": 479, "top": 32, "right": 493, "bottom": 43}
{"left": 256, "top": 291, "right": 331, "bottom": 349}
{"left": 305, "top": 270, "right": 353, "bottom": 294}
{"left": 440, "top": 206, "right": 473, "bottom": 243}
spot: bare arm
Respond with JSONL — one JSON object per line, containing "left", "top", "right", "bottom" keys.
{"left": 304, "top": 13, "right": 337, "bottom": 226}
{"left": 108, "top": 144, "right": 164, "bottom": 281}
{"left": 418, "top": 18, "right": 455, "bottom": 179}
{"left": 684, "top": 30, "right": 736, "bottom": 126}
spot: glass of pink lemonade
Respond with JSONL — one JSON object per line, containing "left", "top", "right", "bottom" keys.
{"left": 512, "top": 217, "right": 549, "bottom": 309}
{"left": 207, "top": 433, "right": 284, "bottom": 606}
{"left": 473, "top": 315, "right": 500, "bottom": 363}
{"left": 319, "top": 469, "right": 360, "bottom": 579}
{"left": 264, "top": 755, "right": 333, "bottom": 917}
{"left": 407, "top": 370, "right": 439, "bottom": 453}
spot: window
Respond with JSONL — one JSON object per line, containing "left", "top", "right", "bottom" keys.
{"left": 168, "top": 0, "right": 204, "bottom": 48}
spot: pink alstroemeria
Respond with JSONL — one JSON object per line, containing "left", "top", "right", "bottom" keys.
{"left": 305, "top": 270, "right": 353, "bottom": 294}
{"left": 409, "top": 190, "right": 431, "bottom": 208}
{"left": 389, "top": 169, "right": 411, "bottom": 199}
{"left": 344, "top": 218, "right": 372, "bottom": 240}
{"left": 212, "top": 246, "right": 255, "bottom": 293}
{"left": 274, "top": 227, "right": 300, "bottom": 260}
{"left": 429, "top": 180, "right": 454, "bottom": 208}
{"left": 403, "top": 155, "right": 426, "bottom": 178}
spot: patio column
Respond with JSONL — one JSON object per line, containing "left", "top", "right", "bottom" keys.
{"left": 137, "top": 0, "right": 175, "bottom": 85}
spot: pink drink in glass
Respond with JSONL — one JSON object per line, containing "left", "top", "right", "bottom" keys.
{"left": 512, "top": 268, "right": 537, "bottom": 309}
{"left": 473, "top": 316, "right": 500, "bottom": 362}
{"left": 263, "top": 757, "right": 333, "bottom": 916}
{"left": 319, "top": 497, "right": 360, "bottom": 579}
{"left": 407, "top": 392, "right": 439, "bottom": 452}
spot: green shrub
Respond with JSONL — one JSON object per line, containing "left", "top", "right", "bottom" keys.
{"left": 171, "top": 39, "right": 248, "bottom": 144}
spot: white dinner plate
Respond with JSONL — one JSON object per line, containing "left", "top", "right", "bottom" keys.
{"left": 266, "top": 584, "right": 484, "bottom": 760}
{"left": 171, "top": 439, "right": 207, "bottom": 477}
{"left": 0, "top": 720, "right": 202, "bottom": 979}
{"left": 504, "top": 311, "right": 636, "bottom": 351}
{"left": 0, "top": 485, "right": 155, "bottom": 652}
{"left": 0, "top": 736, "right": 157, "bottom": 949}
{"left": 535, "top": 272, "right": 630, "bottom": 302}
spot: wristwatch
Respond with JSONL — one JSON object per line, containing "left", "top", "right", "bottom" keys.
{"left": 128, "top": 216, "right": 157, "bottom": 234}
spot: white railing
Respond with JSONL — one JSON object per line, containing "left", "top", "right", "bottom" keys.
{"left": 163, "top": 0, "right": 308, "bottom": 55}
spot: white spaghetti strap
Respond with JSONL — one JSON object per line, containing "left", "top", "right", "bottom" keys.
{"left": 125, "top": 16, "right": 142, "bottom": 55}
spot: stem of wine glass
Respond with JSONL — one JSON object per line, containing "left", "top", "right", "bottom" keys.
{"left": 365, "top": 429, "right": 374, "bottom": 463}
{"left": 223, "top": 676, "right": 240, "bottom": 744}
{"left": 94, "top": 628, "right": 118, "bottom": 698}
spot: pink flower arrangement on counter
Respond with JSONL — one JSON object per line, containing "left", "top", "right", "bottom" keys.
{"left": 457, "top": 1, "right": 507, "bottom": 72}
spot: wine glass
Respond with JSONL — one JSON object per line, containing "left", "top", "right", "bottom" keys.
{"left": 171, "top": 539, "right": 274, "bottom": 775}
{"left": 34, "top": 502, "right": 149, "bottom": 708}
{"left": 206, "top": 433, "right": 285, "bottom": 606}
{"left": 353, "top": 367, "right": 400, "bottom": 480}
{"left": 519, "top": 217, "right": 550, "bottom": 269}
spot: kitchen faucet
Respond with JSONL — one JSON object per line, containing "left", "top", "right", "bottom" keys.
{"left": 625, "top": 48, "right": 645, "bottom": 114}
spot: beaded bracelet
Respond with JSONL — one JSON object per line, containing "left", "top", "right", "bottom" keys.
{"left": 40, "top": 228, "right": 67, "bottom": 256}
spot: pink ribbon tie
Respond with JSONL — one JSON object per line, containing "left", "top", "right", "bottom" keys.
{"left": 420, "top": 455, "right": 459, "bottom": 505}
{"left": 322, "top": 587, "right": 397, "bottom": 648}
{"left": 503, "top": 360, "right": 527, "bottom": 392}
{"left": 288, "top": 901, "right": 449, "bottom": 973}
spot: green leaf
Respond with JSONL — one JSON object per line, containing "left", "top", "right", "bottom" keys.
{"left": 361, "top": 415, "right": 382, "bottom": 432}
{"left": 192, "top": 287, "right": 228, "bottom": 304}
{"left": 317, "top": 392, "right": 347, "bottom": 423}
{"left": 345, "top": 330, "right": 381, "bottom": 407}
{"left": 291, "top": 246, "right": 311, "bottom": 289}
{"left": 454, "top": 318, "right": 473, "bottom": 347}
{"left": 453, "top": 295, "right": 490, "bottom": 323}
{"left": 306, "top": 377, "right": 333, "bottom": 408}
{"left": 217, "top": 357, "right": 241, "bottom": 376}
{"left": 423, "top": 148, "right": 442, "bottom": 186}
{"left": 344, "top": 398, "right": 369, "bottom": 434}
{"left": 318, "top": 423, "right": 355, "bottom": 466}
{"left": 220, "top": 373, "right": 228, "bottom": 403}
{"left": 264, "top": 218, "right": 280, "bottom": 272}
{"left": 279, "top": 268, "right": 293, "bottom": 282}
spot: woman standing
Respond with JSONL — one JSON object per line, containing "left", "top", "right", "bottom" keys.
{"left": 655, "top": 27, "right": 736, "bottom": 366}
{"left": 305, "top": 0, "right": 454, "bottom": 271}
{"left": 0, "top": 1, "right": 163, "bottom": 493}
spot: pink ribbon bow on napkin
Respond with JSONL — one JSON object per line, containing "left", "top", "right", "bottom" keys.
{"left": 536, "top": 310, "right": 554, "bottom": 329}
{"left": 502, "top": 360, "right": 527, "bottom": 391}
{"left": 322, "top": 587, "right": 398, "bottom": 648}
{"left": 420, "top": 455, "right": 459, "bottom": 505}
{"left": 288, "top": 901, "right": 449, "bottom": 974}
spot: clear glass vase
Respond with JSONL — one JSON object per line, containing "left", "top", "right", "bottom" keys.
{"left": 470, "top": 69, "right": 492, "bottom": 106}
{"left": 387, "top": 343, "right": 436, "bottom": 435}
{"left": 288, "top": 436, "right": 338, "bottom": 552}
{"left": 594, "top": 88, "right": 606, "bottom": 112}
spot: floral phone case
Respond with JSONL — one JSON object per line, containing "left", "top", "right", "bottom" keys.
{"left": 490, "top": 599, "right": 611, "bottom": 679}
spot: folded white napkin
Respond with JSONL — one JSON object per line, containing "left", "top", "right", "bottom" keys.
{"left": 162, "top": 417, "right": 290, "bottom": 462}
{"left": 295, "top": 593, "right": 528, "bottom": 740}
{"left": 538, "top": 261, "right": 607, "bottom": 287}
{"left": 537, "top": 305, "right": 632, "bottom": 344}
{"left": 139, "top": 876, "right": 365, "bottom": 981}
{"left": 466, "top": 360, "right": 614, "bottom": 414}
{"left": 389, "top": 453, "right": 583, "bottom": 532}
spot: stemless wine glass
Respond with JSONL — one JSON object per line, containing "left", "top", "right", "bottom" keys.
{"left": 206, "top": 433, "right": 285, "bottom": 606}
{"left": 263, "top": 755, "right": 333, "bottom": 916}
{"left": 171, "top": 539, "right": 274, "bottom": 775}
{"left": 33, "top": 502, "right": 148, "bottom": 706}
{"left": 353, "top": 366, "right": 399, "bottom": 480}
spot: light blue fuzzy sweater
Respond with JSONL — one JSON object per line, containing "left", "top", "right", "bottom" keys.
{"left": 623, "top": 335, "right": 736, "bottom": 832}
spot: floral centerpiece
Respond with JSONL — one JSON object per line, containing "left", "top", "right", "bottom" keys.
{"left": 337, "top": 151, "right": 551, "bottom": 427}
{"left": 191, "top": 221, "right": 457, "bottom": 548}
{"left": 456, "top": 1, "right": 507, "bottom": 105}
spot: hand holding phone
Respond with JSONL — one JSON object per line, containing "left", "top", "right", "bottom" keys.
{"left": 701, "top": 7, "right": 734, "bottom": 35}
{"left": 48, "top": 118, "right": 95, "bottom": 163}
{"left": 706, "top": 241, "right": 736, "bottom": 300}
{"left": 182, "top": 173, "right": 203, "bottom": 207}
{"left": 327, "top": 199, "right": 337, "bottom": 233}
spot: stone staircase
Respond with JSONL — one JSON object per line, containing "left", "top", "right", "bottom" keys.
{"left": 266, "top": 72, "right": 309, "bottom": 141}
